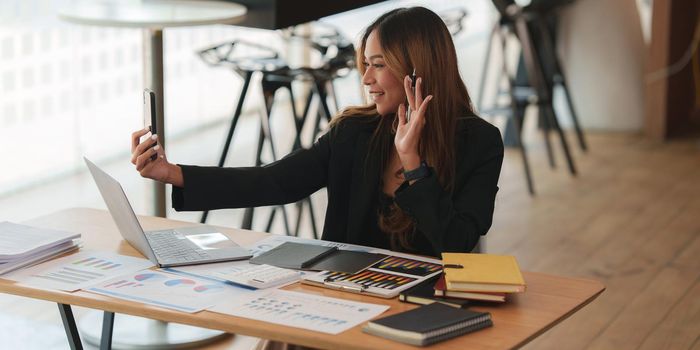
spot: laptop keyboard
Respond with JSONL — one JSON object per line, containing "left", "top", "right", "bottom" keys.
{"left": 147, "top": 231, "right": 210, "bottom": 263}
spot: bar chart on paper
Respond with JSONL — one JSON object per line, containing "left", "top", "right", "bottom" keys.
{"left": 165, "top": 260, "right": 259, "bottom": 283}
{"left": 372, "top": 256, "right": 442, "bottom": 276}
{"left": 5, "top": 251, "right": 154, "bottom": 292}
{"left": 322, "top": 270, "right": 417, "bottom": 290}
{"left": 302, "top": 254, "right": 443, "bottom": 297}
{"left": 71, "top": 257, "right": 123, "bottom": 270}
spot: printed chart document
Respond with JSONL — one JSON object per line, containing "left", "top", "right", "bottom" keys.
{"left": 164, "top": 259, "right": 260, "bottom": 283}
{"left": 6, "top": 251, "right": 154, "bottom": 292}
{"left": 209, "top": 289, "right": 390, "bottom": 334}
{"left": 88, "top": 269, "right": 254, "bottom": 313}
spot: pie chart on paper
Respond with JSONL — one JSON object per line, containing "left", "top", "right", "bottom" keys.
{"left": 164, "top": 278, "right": 197, "bottom": 287}
{"left": 194, "top": 284, "right": 224, "bottom": 293}
{"left": 134, "top": 273, "right": 163, "bottom": 281}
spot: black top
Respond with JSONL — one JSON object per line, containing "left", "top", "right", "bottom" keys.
{"left": 172, "top": 115, "right": 504, "bottom": 257}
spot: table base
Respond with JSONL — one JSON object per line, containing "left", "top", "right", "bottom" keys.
{"left": 78, "top": 310, "right": 228, "bottom": 349}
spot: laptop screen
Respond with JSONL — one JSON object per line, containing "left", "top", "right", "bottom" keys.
{"left": 84, "top": 157, "right": 158, "bottom": 263}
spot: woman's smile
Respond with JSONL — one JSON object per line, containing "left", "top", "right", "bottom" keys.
{"left": 361, "top": 30, "right": 405, "bottom": 115}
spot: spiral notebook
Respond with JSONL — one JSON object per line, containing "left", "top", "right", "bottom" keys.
{"left": 362, "top": 302, "right": 493, "bottom": 346}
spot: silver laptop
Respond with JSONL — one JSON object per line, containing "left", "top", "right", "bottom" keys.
{"left": 84, "top": 157, "right": 252, "bottom": 267}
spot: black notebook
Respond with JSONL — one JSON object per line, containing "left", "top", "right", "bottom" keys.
{"left": 250, "top": 242, "right": 386, "bottom": 273}
{"left": 362, "top": 303, "right": 492, "bottom": 346}
{"left": 399, "top": 275, "right": 471, "bottom": 309}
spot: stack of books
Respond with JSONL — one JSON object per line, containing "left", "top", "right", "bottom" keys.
{"left": 439, "top": 253, "right": 526, "bottom": 302}
{"left": 400, "top": 253, "right": 525, "bottom": 307}
{"left": 434, "top": 274, "right": 508, "bottom": 302}
{"left": 0, "top": 222, "right": 81, "bottom": 275}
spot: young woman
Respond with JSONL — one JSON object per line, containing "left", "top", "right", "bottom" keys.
{"left": 130, "top": 7, "right": 504, "bottom": 258}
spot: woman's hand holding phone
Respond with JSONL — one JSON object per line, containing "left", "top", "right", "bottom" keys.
{"left": 395, "top": 74, "right": 432, "bottom": 171}
{"left": 130, "top": 128, "right": 183, "bottom": 187}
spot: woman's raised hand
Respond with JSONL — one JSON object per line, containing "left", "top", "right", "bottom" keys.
{"left": 130, "top": 128, "right": 183, "bottom": 186}
{"left": 395, "top": 74, "right": 432, "bottom": 170}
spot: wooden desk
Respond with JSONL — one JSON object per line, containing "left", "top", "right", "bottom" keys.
{"left": 0, "top": 208, "right": 604, "bottom": 349}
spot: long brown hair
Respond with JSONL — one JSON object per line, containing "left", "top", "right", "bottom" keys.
{"left": 330, "top": 7, "right": 478, "bottom": 250}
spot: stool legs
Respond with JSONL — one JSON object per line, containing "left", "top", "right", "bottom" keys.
{"left": 544, "top": 101, "right": 576, "bottom": 175}
{"left": 477, "top": 21, "right": 499, "bottom": 111}
{"left": 199, "top": 66, "right": 342, "bottom": 237}
{"left": 286, "top": 83, "right": 320, "bottom": 238}
{"left": 499, "top": 31, "right": 536, "bottom": 195}
{"left": 478, "top": 21, "right": 536, "bottom": 195}
{"left": 534, "top": 16, "right": 587, "bottom": 152}
{"left": 540, "top": 107, "right": 557, "bottom": 169}
{"left": 219, "top": 70, "right": 254, "bottom": 168}
{"left": 514, "top": 13, "right": 577, "bottom": 175}
{"left": 257, "top": 80, "right": 293, "bottom": 235}
{"left": 310, "top": 79, "right": 334, "bottom": 140}
{"left": 201, "top": 70, "right": 254, "bottom": 224}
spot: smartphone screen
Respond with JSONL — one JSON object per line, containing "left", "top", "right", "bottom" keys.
{"left": 143, "top": 89, "right": 157, "bottom": 160}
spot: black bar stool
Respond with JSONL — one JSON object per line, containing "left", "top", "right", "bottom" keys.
{"left": 477, "top": 1, "right": 582, "bottom": 195}
{"left": 439, "top": 7, "right": 469, "bottom": 37}
{"left": 528, "top": 3, "right": 587, "bottom": 152}
{"left": 274, "top": 25, "right": 358, "bottom": 237}
{"left": 279, "top": 23, "right": 357, "bottom": 145}
{"left": 197, "top": 40, "right": 297, "bottom": 235}
{"left": 196, "top": 25, "right": 357, "bottom": 238}
{"left": 477, "top": 11, "right": 540, "bottom": 194}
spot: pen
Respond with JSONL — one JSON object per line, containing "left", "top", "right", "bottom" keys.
{"left": 443, "top": 264, "right": 464, "bottom": 269}
{"left": 300, "top": 246, "right": 338, "bottom": 269}
{"left": 407, "top": 68, "right": 416, "bottom": 122}
{"left": 324, "top": 281, "right": 368, "bottom": 293}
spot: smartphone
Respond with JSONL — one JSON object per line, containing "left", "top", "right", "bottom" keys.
{"left": 407, "top": 68, "right": 416, "bottom": 122}
{"left": 143, "top": 89, "right": 158, "bottom": 161}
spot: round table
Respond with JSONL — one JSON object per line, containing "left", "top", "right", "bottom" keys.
{"left": 58, "top": 0, "right": 247, "bottom": 218}
{"left": 57, "top": 2, "right": 247, "bottom": 349}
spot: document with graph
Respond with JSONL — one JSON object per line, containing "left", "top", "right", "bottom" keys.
{"left": 5, "top": 250, "right": 154, "bottom": 292}
{"left": 209, "top": 289, "right": 390, "bottom": 334}
{"left": 302, "top": 254, "right": 443, "bottom": 298}
{"left": 88, "top": 269, "right": 254, "bottom": 313}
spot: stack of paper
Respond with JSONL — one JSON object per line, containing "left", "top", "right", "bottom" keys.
{"left": 0, "top": 222, "right": 81, "bottom": 275}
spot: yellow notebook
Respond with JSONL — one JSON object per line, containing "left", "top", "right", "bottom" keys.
{"left": 441, "top": 253, "right": 526, "bottom": 293}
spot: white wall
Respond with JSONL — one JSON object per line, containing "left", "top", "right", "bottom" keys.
{"left": 557, "top": 0, "right": 647, "bottom": 131}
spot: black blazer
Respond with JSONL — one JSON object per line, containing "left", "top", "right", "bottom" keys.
{"left": 172, "top": 115, "right": 504, "bottom": 257}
